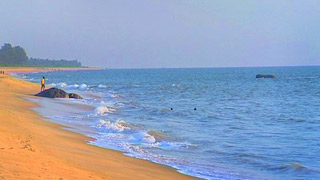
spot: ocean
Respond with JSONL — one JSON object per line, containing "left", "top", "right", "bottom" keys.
{"left": 19, "top": 66, "right": 320, "bottom": 180}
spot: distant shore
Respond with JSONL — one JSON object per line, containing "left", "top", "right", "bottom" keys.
{"left": 0, "top": 66, "right": 102, "bottom": 74}
{"left": 0, "top": 68, "right": 197, "bottom": 180}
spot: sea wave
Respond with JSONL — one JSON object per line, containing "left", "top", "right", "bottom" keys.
{"left": 66, "top": 83, "right": 88, "bottom": 90}
{"left": 276, "top": 163, "right": 318, "bottom": 173}
{"left": 49, "top": 82, "right": 115, "bottom": 92}
{"left": 95, "top": 120, "right": 195, "bottom": 149}
{"left": 79, "top": 83, "right": 88, "bottom": 90}
{"left": 96, "top": 120, "right": 158, "bottom": 144}
{"left": 147, "top": 129, "right": 168, "bottom": 141}
{"left": 97, "top": 120, "right": 132, "bottom": 132}
{"left": 98, "top": 84, "right": 107, "bottom": 88}
{"left": 118, "top": 142, "right": 232, "bottom": 180}
{"left": 57, "top": 82, "right": 67, "bottom": 87}
{"left": 50, "top": 82, "right": 90, "bottom": 90}
{"left": 66, "top": 84, "right": 79, "bottom": 89}
{"left": 93, "top": 106, "right": 115, "bottom": 116}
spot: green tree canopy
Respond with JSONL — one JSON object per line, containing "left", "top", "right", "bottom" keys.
{"left": 0, "top": 43, "right": 28, "bottom": 65}
{"left": 0, "top": 43, "right": 82, "bottom": 67}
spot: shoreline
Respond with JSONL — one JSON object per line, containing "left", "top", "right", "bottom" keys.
{"left": 0, "top": 68, "right": 198, "bottom": 179}
{"left": 0, "top": 66, "right": 102, "bottom": 74}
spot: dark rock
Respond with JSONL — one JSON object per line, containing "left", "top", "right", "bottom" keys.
{"left": 68, "top": 93, "right": 83, "bottom": 99}
{"left": 35, "top": 88, "right": 82, "bottom": 99}
{"left": 35, "top": 88, "right": 68, "bottom": 98}
{"left": 256, "top": 74, "right": 275, "bottom": 78}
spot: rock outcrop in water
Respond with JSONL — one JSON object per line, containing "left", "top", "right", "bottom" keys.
{"left": 68, "top": 93, "right": 83, "bottom": 99}
{"left": 35, "top": 87, "right": 83, "bottom": 99}
{"left": 256, "top": 74, "right": 275, "bottom": 78}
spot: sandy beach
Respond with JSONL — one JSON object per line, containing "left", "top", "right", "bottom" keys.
{"left": 0, "top": 68, "right": 197, "bottom": 180}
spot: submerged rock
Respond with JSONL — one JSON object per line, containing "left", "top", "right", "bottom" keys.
{"left": 35, "top": 88, "right": 83, "bottom": 99}
{"left": 256, "top": 74, "right": 275, "bottom": 78}
{"left": 68, "top": 93, "right": 83, "bottom": 99}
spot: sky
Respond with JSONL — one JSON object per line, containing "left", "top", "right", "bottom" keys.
{"left": 0, "top": 0, "right": 319, "bottom": 68}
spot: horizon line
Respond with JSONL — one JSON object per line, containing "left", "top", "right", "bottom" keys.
{"left": 99, "top": 64, "right": 320, "bottom": 70}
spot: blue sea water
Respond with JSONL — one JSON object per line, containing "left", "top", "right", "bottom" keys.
{"left": 20, "top": 66, "right": 320, "bottom": 180}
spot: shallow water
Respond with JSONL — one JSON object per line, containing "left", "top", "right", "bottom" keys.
{"left": 21, "top": 66, "right": 320, "bottom": 179}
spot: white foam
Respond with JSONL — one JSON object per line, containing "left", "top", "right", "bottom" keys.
{"left": 57, "top": 82, "right": 67, "bottom": 87}
{"left": 93, "top": 106, "right": 114, "bottom": 116}
{"left": 50, "top": 83, "right": 57, "bottom": 87}
{"left": 98, "top": 120, "right": 131, "bottom": 132}
{"left": 172, "top": 83, "right": 181, "bottom": 87}
{"left": 98, "top": 84, "right": 107, "bottom": 88}
{"left": 96, "top": 120, "right": 156, "bottom": 144}
{"left": 53, "top": 83, "right": 87, "bottom": 90}
{"left": 142, "top": 133, "right": 156, "bottom": 143}
{"left": 110, "top": 94, "right": 122, "bottom": 98}
{"left": 66, "top": 84, "right": 79, "bottom": 89}
{"left": 79, "top": 83, "right": 88, "bottom": 90}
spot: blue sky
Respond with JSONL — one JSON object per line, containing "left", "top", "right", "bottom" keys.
{"left": 0, "top": 0, "right": 319, "bottom": 68}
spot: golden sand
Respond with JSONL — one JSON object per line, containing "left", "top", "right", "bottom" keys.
{"left": 0, "top": 68, "right": 197, "bottom": 180}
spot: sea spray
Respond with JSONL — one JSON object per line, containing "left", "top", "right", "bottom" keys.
{"left": 97, "top": 120, "right": 132, "bottom": 132}
{"left": 93, "top": 106, "right": 115, "bottom": 116}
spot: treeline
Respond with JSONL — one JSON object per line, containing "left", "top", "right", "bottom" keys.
{"left": 0, "top": 43, "right": 28, "bottom": 65}
{"left": 28, "top": 58, "right": 81, "bottom": 67}
{"left": 0, "top": 43, "right": 82, "bottom": 67}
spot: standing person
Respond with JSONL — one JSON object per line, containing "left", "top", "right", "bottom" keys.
{"left": 41, "top": 76, "right": 46, "bottom": 91}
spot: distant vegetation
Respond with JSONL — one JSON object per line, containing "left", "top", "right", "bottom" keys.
{"left": 0, "top": 43, "right": 28, "bottom": 65}
{"left": 28, "top": 58, "right": 81, "bottom": 67}
{"left": 0, "top": 43, "right": 82, "bottom": 67}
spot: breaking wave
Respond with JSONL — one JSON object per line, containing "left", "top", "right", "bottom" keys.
{"left": 98, "top": 84, "right": 107, "bottom": 88}
{"left": 97, "top": 120, "right": 132, "bottom": 132}
{"left": 93, "top": 106, "right": 116, "bottom": 116}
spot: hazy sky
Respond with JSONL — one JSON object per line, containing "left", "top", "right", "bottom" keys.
{"left": 0, "top": 0, "right": 319, "bottom": 68}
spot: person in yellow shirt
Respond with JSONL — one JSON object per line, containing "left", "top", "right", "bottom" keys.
{"left": 41, "top": 76, "right": 45, "bottom": 92}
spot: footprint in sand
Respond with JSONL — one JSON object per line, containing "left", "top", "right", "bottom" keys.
{"left": 22, "top": 144, "right": 36, "bottom": 152}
